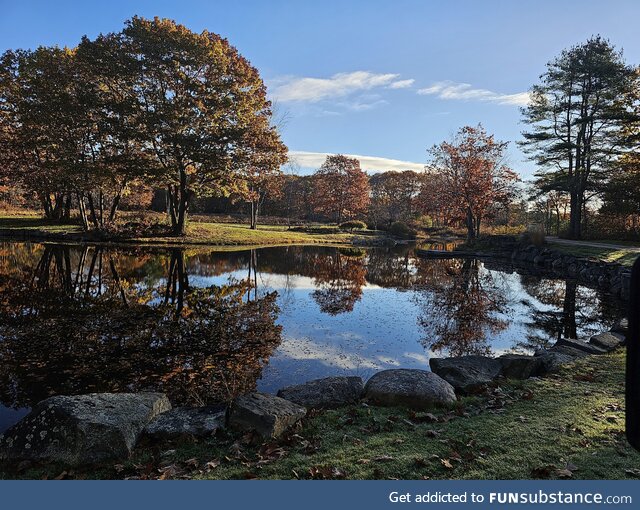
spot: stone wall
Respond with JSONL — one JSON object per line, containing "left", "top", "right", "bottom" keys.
{"left": 507, "top": 243, "right": 632, "bottom": 301}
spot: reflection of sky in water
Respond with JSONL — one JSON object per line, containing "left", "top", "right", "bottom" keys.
{"left": 187, "top": 266, "right": 612, "bottom": 393}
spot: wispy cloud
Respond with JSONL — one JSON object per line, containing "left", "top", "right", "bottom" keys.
{"left": 388, "top": 78, "right": 415, "bottom": 89}
{"left": 417, "top": 80, "right": 530, "bottom": 106}
{"left": 288, "top": 151, "right": 425, "bottom": 173}
{"left": 270, "top": 71, "right": 410, "bottom": 103}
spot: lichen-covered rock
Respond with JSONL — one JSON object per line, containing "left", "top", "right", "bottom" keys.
{"left": 556, "top": 337, "right": 608, "bottom": 355}
{"left": 277, "top": 376, "right": 363, "bottom": 409}
{"left": 364, "top": 369, "right": 456, "bottom": 409}
{"left": 144, "top": 405, "right": 226, "bottom": 440}
{"left": 0, "top": 393, "right": 170, "bottom": 466}
{"left": 228, "top": 393, "right": 306, "bottom": 438}
{"left": 429, "top": 355, "right": 502, "bottom": 393}
{"left": 497, "top": 354, "right": 541, "bottom": 379}
{"left": 589, "top": 331, "right": 625, "bottom": 351}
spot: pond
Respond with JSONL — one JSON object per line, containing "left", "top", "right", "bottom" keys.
{"left": 0, "top": 241, "right": 624, "bottom": 432}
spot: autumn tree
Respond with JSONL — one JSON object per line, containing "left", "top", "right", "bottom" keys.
{"left": 311, "top": 155, "right": 370, "bottom": 223}
{"left": 427, "top": 125, "right": 518, "bottom": 241}
{"left": 0, "top": 47, "right": 77, "bottom": 220}
{"left": 118, "top": 17, "right": 286, "bottom": 235}
{"left": 235, "top": 124, "right": 288, "bottom": 229}
{"left": 520, "top": 36, "right": 640, "bottom": 239}
{"left": 368, "top": 170, "right": 422, "bottom": 228}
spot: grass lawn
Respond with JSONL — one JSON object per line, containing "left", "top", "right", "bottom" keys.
{"left": 6, "top": 350, "right": 639, "bottom": 480}
{"left": 0, "top": 214, "right": 364, "bottom": 247}
{"left": 549, "top": 244, "right": 639, "bottom": 268}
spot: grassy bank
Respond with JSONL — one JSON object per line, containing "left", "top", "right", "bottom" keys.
{"left": 548, "top": 243, "right": 639, "bottom": 268}
{"left": 0, "top": 214, "right": 370, "bottom": 248}
{"left": 5, "top": 350, "right": 639, "bottom": 480}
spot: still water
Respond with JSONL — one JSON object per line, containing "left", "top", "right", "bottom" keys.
{"left": 0, "top": 241, "right": 624, "bottom": 431}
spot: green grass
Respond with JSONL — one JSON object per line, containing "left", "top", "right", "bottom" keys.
{"left": 550, "top": 244, "right": 639, "bottom": 268}
{"left": 142, "top": 222, "right": 356, "bottom": 247}
{"left": 0, "top": 214, "right": 367, "bottom": 247}
{"left": 5, "top": 351, "right": 639, "bottom": 480}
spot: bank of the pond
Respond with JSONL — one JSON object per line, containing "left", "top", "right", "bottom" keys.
{"left": 450, "top": 235, "right": 638, "bottom": 301}
{"left": 0, "top": 215, "right": 392, "bottom": 248}
{"left": 3, "top": 350, "right": 638, "bottom": 480}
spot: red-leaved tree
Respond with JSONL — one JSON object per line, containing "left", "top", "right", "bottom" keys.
{"left": 311, "top": 155, "right": 370, "bottom": 223}
{"left": 426, "top": 125, "right": 519, "bottom": 240}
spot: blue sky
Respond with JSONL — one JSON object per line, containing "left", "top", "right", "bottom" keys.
{"left": 2, "top": 0, "right": 639, "bottom": 178}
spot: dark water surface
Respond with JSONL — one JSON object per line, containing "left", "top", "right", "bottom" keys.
{"left": 0, "top": 241, "right": 624, "bottom": 431}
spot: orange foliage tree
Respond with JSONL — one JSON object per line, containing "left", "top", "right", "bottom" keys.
{"left": 426, "top": 125, "right": 519, "bottom": 240}
{"left": 311, "top": 155, "right": 370, "bottom": 223}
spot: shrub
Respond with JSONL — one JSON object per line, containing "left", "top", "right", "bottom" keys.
{"left": 389, "top": 221, "right": 417, "bottom": 239}
{"left": 519, "top": 229, "right": 546, "bottom": 246}
{"left": 338, "top": 220, "right": 367, "bottom": 231}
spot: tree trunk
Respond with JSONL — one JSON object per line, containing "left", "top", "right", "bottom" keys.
{"left": 173, "top": 168, "right": 189, "bottom": 236}
{"left": 466, "top": 208, "right": 476, "bottom": 241}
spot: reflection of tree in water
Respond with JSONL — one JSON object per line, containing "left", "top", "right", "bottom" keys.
{"left": 365, "top": 246, "right": 418, "bottom": 289}
{"left": 0, "top": 244, "right": 281, "bottom": 409}
{"left": 310, "top": 249, "right": 367, "bottom": 315}
{"left": 415, "top": 258, "right": 510, "bottom": 357}
{"left": 516, "top": 275, "right": 619, "bottom": 351}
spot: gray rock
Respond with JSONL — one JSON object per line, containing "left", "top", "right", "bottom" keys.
{"left": 611, "top": 318, "right": 629, "bottom": 336}
{"left": 277, "top": 376, "right": 363, "bottom": 409}
{"left": 0, "top": 392, "right": 170, "bottom": 465}
{"left": 228, "top": 393, "right": 306, "bottom": 438}
{"left": 549, "top": 345, "right": 590, "bottom": 358}
{"left": 364, "top": 369, "right": 456, "bottom": 409}
{"left": 556, "top": 338, "right": 608, "bottom": 355}
{"left": 144, "top": 405, "right": 226, "bottom": 440}
{"left": 589, "top": 331, "right": 625, "bottom": 351}
{"left": 497, "top": 354, "right": 541, "bottom": 379}
{"left": 429, "top": 355, "right": 502, "bottom": 392}
{"left": 534, "top": 349, "right": 576, "bottom": 374}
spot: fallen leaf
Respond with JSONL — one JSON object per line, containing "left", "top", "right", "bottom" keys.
{"left": 184, "top": 457, "right": 199, "bottom": 468}
{"left": 441, "top": 458, "right": 454, "bottom": 469}
{"left": 205, "top": 459, "right": 220, "bottom": 471}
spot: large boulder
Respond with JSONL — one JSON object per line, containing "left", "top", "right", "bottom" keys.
{"left": 144, "top": 405, "right": 226, "bottom": 440}
{"left": 589, "top": 331, "right": 625, "bottom": 352}
{"left": 497, "top": 354, "right": 541, "bottom": 379}
{"left": 0, "top": 393, "right": 170, "bottom": 466}
{"left": 549, "top": 344, "right": 591, "bottom": 359}
{"left": 277, "top": 376, "right": 363, "bottom": 409}
{"left": 534, "top": 349, "right": 577, "bottom": 374}
{"left": 556, "top": 337, "right": 607, "bottom": 355}
{"left": 429, "top": 355, "right": 502, "bottom": 393}
{"left": 228, "top": 393, "right": 306, "bottom": 438}
{"left": 364, "top": 369, "right": 456, "bottom": 409}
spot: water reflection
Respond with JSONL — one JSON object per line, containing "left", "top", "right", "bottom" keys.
{"left": 0, "top": 242, "right": 623, "bottom": 431}
{"left": 0, "top": 244, "right": 282, "bottom": 411}
{"left": 414, "top": 258, "right": 509, "bottom": 357}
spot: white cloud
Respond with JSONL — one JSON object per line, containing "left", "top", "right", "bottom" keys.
{"left": 417, "top": 80, "right": 530, "bottom": 106}
{"left": 388, "top": 79, "right": 415, "bottom": 89}
{"left": 270, "top": 71, "right": 403, "bottom": 102}
{"left": 288, "top": 151, "right": 425, "bottom": 173}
